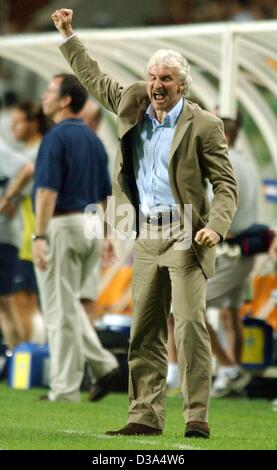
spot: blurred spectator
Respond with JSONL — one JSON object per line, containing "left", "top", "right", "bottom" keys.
{"left": 0, "top": 139, "right": 26, "bottom": 347}
{"left": 0, "top": 101, "right": 49, "bottom": 345}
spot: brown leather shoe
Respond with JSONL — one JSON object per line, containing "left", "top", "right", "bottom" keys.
{"left": 185, "top": 421, "right": 210, "bottom": 438}
{"left": 39, "top": 395, "right": 49, "bottom": 401}
{"left": 89, "top": 367, "right": 120, "bottom": 401}
{"left": 106, "top": 423, "right": 162, "bottom": 436}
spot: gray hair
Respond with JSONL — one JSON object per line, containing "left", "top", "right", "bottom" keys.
{"left": 146, "top": 49, "right": 192, "bottom": 96}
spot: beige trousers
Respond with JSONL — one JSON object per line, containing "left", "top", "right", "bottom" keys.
{"left": 128, "top": 222, "right": 212, "bottom": 429}
{"left": 35, "top": 214, "right": 117, "bottom": 402}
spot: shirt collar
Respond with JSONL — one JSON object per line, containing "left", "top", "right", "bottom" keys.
{"left": 56, "top": 118, "right": 84, "bottom": 127}
{"left": 145, "top": 97, "right": 184, "bottom": 127}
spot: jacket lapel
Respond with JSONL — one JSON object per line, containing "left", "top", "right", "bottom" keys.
{"left": 118, "top": 98, "right": 149, "bottom": 138}
{"left": 169, "top": 101, "right": 193, "bottom": 166}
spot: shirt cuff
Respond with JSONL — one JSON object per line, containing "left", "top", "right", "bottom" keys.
{"left": 63, "top": 32, "right": 76, "bottom": 43}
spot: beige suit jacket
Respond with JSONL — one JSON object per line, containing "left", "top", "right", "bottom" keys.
{"left": 60, "top": 36, "right": 238, "bottom": 278}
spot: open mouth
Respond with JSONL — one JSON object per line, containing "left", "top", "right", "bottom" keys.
{"left": 153, "top": 92, "right": 166, "bottom": 102}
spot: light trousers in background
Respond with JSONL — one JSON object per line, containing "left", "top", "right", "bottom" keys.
{"left": 207, "top": 252, "right": 254, "bottom": 309}
{"left": 127, "top": 222, "right": 212, "bottom": 429}
{"left": 35, "top": 214, "right": 118, "bottom": 402}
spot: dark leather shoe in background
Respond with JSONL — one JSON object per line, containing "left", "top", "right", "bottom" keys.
{"left": 106, "top": 423, "right": 162, "bottom": 436}
{"left": 89, "top": 367, "right": 120, "bottom": 401}
{"left": 185, "top": 421, "right": 210, "bottom": 438}
{"left": 39, "top": 395, "right": 49, "bottom": 401}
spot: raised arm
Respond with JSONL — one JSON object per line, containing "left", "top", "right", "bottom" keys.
{"left": 52, "top": 9, "right": 123, "bottom": 114}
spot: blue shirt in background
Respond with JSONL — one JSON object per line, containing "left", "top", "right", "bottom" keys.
{"left": 33, "top": 118, "right": 111, "bottom": 213}
{"left": 132, "top": 98, "right": 184, "bottom": 215}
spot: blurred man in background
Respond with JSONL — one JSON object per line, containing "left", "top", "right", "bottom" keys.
{"left": 33, "top": 73, "right": 119, "bottom": 402}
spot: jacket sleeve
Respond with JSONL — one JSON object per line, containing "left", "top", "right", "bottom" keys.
{"left": 200, "top": 119, "right": 239, "bottom": 239}
{"left": 60, "top": 35, "right": 123, "bottom": 115}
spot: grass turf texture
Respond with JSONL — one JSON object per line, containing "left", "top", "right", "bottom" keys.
{"left": 0, "top": 385, "right": 276, "bottom": 450}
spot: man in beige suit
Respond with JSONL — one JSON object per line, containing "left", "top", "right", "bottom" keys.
{"left": 52, "top": 9, "right": 238, "bottom": 438}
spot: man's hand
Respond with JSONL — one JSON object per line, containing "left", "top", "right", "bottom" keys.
{"left": 51, "top": 8, "right": 74, "bottom": 38}
{"left": 33, "top": 239, "right": 49, "bottom": 271}
{"left": 101, "top": 239, "right": 117, "bottom": 269}
{"left": 195, "top": 228, "right": 221, "bottom": 247}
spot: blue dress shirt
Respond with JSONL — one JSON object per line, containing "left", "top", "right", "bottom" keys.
{"left": 132, "top": 98, "right": 184, "bottom": 215}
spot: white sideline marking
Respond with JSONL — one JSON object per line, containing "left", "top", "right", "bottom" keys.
{"left": 62, "top": 430, "right": 95, "bottom": 435}
{"left": 174, "top": 443, "right": 202, "bottom": 450}
{"left": 61, "top": 430, "right": 202, "bottom": 450}
{"left": 126, "top": 439, "right": 201, "bottom": 450}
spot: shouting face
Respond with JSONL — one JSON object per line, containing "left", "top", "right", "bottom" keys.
{"left": 146, "top": 64, "right": 185, "bottom": 116}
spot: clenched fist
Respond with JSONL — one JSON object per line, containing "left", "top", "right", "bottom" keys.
{"left": 194, "top": 228, "right": 221, "bottom": 248}
{"left": 51, "top": 8, "right": 74, "bottom": 38}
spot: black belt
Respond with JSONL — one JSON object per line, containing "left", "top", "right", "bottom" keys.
{"left": 145, "top": 210, "right": 180, "bottom": 226}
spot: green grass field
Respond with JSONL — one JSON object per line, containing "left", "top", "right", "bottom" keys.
{"left": 0, "top": 385, "right": 276, "bottom": 450}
